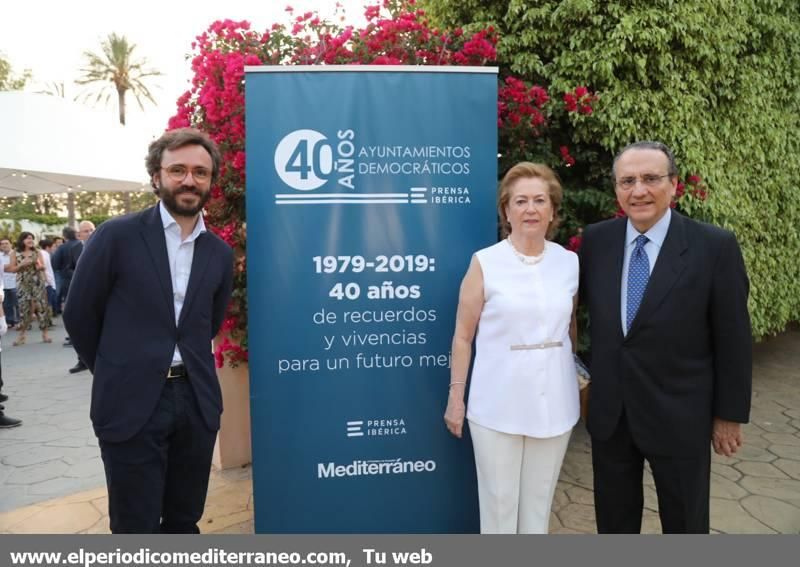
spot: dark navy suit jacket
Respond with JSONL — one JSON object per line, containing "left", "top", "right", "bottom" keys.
{"left": 51, "top": 238, "right": 83, "bottom": 282}
{"left": 579, "top": 212, "right": 752, "bottom": 456}
{"left": 64, "top": 205, "right": 234, "bottom": 442}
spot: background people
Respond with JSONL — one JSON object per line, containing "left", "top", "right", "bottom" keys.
{"left": 579, "top": 141, "right": 752, "bottom": 533}
{"left": 66, "top": 221, "right": 95, "bottom": 373}
{"left": 50, "top": 236, "right": 64, "bottom": 316}
{"left": 64, "top": 127, "right": 233, "bottom": 533}
{"left": 9, "top": 232, "right": 51, "bottom": 346}
{"left": 51, "top": 227, "right": 81, "bottom": 336}
{"left": 77, "top": 220, "right": 96, "bottom": 243}
{"left": 0, "top": 288, "right": 22, "bottom": 428}
{"left": 1, "top": 238, "right": 19, "bottom": 330}
{"left": 444, "top": 162, "right": 580, "bottom": 533}
{"left": 39, "top": 239, "right": 58, "bottom": 319}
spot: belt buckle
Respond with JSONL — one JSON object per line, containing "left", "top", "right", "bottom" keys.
{"left": 166, "top": 366, "right": 182, "bottom": 379}
{"left": 509, "top": 341, "right": 563, "bottom": 351}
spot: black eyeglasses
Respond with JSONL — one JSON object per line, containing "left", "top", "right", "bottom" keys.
{"left": 616, "top": 174, "right": 671, "bottom": 191}
{"left": 161, "top": 165, "right": 212, "bottom": 183}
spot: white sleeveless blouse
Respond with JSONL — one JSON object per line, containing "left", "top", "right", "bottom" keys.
{"left": 466, "top": 239, "right": 580, "bottom": 438}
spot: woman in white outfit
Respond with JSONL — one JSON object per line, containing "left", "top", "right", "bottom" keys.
{"left": 444, "top": 162, "right": 580, "bottom": 534}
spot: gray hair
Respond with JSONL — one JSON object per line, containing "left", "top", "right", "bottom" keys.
{"left": 612, "top": 141, "right": 678, "bottom": 182}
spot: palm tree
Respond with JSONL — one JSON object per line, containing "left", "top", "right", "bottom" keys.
{"left": 0, "top": 53, "right": 31, "bottom": 90}
{"left": 76, "top": 33, "right": 160, "bottom": 213}
{"left": 37, "top": 80, "right": 67, "bottom": 98}
{"left": 76, "top": 32, "right": 160, "bottom": 126}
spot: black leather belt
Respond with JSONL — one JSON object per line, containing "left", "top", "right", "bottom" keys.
{"left": 166, "top": 364, "right": 188, "bottom": 379}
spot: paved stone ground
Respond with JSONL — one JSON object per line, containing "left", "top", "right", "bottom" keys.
{"left": 1, "top": 320, "right": 798, "bottom": 533}
{"left": 551, "top": 327, "right": 800, "bottom": 534}
{"left": 0, "top": 466, "right": 254, "bottom": 534}
{"left": 0, "top": 321, "right": 103, "bottom": 512}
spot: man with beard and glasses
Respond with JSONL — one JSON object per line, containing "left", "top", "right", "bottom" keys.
{"left": 64, "top": 128, "right": 233, "bottom": 533}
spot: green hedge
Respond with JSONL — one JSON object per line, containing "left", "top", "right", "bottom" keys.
{"left": 424, "top": 0, "right": 800, "bottom": 337}
{"left": 0, "top": 215, "right": 110, "bottom": 245}
{"left": 0, "top": 213, "right": 65, "bottom": 226}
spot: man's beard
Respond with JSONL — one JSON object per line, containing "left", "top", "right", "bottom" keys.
{"left": 159, "top": 185, "right": 211, "bottom": 217}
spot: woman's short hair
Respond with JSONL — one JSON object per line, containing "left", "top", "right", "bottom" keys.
{"left": 498, "top": 162, "right": 563, "bottom": 239}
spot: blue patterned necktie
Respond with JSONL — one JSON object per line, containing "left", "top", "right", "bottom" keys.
{"left": 626, "top": 234, "right": 650, "bottom": 333}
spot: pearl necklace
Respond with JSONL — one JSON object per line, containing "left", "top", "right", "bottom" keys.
{"left": 507, "top": 237, "right": 546, "bottom": 265}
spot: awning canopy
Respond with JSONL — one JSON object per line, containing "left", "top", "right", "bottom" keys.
{"left": 0, "top": 92, "right": 154, "bottom": 197}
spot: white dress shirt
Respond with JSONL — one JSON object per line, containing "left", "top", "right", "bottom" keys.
{"left": 0, "top": 287, "right": 5, "bottom": 352}
{"left": 159, "top": 203, "right": 206, "bottom": 365}
{"left": 40, "top": 250, "right": 56, "bottom": 288}
{"left": 1, "top": 252, "right": 16, "bottom": 289}
{"left": 620, "top": 208, "right": 671, "bottom": 335}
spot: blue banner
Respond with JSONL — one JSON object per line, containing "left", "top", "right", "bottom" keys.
{"left": 246, "top": 67, "right": 497, "bottom": 533}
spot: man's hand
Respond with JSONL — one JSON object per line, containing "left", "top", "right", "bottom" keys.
{"left": 712, "top": 418, "right": 743, "bottom": 457}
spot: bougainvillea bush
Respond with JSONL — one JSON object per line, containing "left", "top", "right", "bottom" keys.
{"left": 169, "top": 0, "right": 706, "bottom": 365}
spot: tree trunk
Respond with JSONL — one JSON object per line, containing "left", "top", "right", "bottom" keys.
{"left": 117, "top": 87, "right": 126, "bottom": 126}
{"left": 117, "top": 87, "right": 130, "bottom": 211}
{"left": 34, "top": 195, "right": 50, "bottom": 215}
{"left": 66, "top": 192, "right": 76, "bottom": 227}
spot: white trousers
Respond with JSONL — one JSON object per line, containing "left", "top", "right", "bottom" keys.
{"left": 469, "top": 420, "right": 571, "bottom": 534}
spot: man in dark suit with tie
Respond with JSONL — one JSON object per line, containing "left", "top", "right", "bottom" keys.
{"left": 64, "top": 128, "right": 233, "bottom": 533}
{"left": 579, "top": 141, "right": 752, "bottom": 533}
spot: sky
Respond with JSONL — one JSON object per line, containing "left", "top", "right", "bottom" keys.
{"left": 1, "top": 0, "right": 370, "bottom": 139}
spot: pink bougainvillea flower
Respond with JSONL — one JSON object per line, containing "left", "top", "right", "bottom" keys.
{"left": 172, "top": 1, "right": 602, "bottom": 366}
{"left": 567, "top": 234, "right": 583, "bottom": 252}
{"left": 560, "top": 145, "right": 576, "bottom": 167}
{"left": 563, "top": 92, "right": 578, "bottom": 112}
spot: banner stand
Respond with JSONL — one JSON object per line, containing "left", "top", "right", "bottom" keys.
{"left": 246, "top": 66, "right": 497, "bottom": 533}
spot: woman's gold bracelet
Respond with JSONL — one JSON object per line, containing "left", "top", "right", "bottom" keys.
{"left": 449, "top": 381, "right": 466, "bottom": 388}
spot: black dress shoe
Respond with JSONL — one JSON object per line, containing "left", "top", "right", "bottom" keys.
{"left": 0, "top": 415, "right": 22, "bottom": 428}
{"left": 0, "top": 393, "right": 8, "bottom": 403}
{"left": 69, "top": 361, "right": 88, "bottom": 373}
